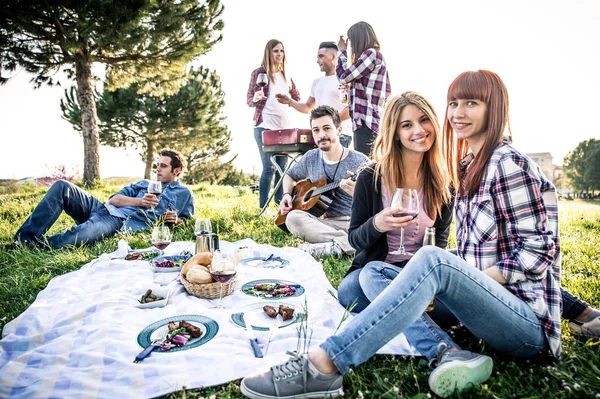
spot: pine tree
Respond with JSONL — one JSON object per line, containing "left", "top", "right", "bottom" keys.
{"left": 1, "top": 0, "right": 224, "bottom": 186}
{"left": 61, "top": 66, "right": 232, "bottom": 182}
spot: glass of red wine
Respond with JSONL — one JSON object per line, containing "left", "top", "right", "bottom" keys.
{"left": 256, "top": 72, "right": 268, "bottom": 95}
{"left": 147, "top": 181, "right": 162, "bottom": 211}
{"left": 151, "top": 226, "right": 171, "bottom": 250}
{"left": 388, "top": 188, "right": 419, "bottom": 256}
{"left": 210, "top": 251, "right": 237, "bottom": 309}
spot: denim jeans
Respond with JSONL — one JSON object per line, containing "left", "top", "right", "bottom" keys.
{"left": 353, "top": 126, "right": 377, "bottom": 157}
{"left": 338, "top": 264, "right": 459, "bottom": 360}
{"left": 321, "top": 246, "right": 547, "bottom": 375}
{"left": 14, "top": 180, "right": 124, "bottom": 248}
{"left": 254, "top": 127, "right": 288, "bottom": 208}
{"left": 561, "top": 287, "right": 589, "bottom": 320}
{"left": 339, "top": 134, "right": 352, "bottom": 149}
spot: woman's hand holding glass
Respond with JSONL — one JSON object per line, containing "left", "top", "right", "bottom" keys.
{"left": 372, "top": 206, "right": 416, "bottom": 233}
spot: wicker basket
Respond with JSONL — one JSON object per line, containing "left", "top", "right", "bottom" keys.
{"left": 180, "top": 273, "right": 236, "bottom": 299}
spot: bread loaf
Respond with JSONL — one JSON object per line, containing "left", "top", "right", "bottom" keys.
{"left": 186, "top": 268, "right": 214, "bottom": 284}
{"left": 182, "top": 252, "right": 213, "bottom": 276}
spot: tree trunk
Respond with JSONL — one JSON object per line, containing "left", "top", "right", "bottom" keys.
{"left": 144, "top": 137, "right": 155, "bottom": 180}
{"left": 75, "top": 50, "right": 100, "bottom": 186}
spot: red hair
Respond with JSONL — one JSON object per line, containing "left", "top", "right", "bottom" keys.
{"left": 442, "top": 70, "right": 512, "bottom": 196}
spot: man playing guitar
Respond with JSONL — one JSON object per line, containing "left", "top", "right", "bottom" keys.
{"left": 279, "top": 105, "right": 368, "bottom": 258}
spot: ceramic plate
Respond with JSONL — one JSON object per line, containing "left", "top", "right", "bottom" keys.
{"left": 239, "top": 257, "right": 289, "bottom": 269}
{"left": 118, "top": 247, "right": 163, "bottom": 261}
{"left": 149, "top": 254, "right": 192, "bottom": 273}
{"left": 242, "top": 279, "right": 305, "bottom": 299}
{"left": 230, "top": 301, "right": 301, "bottom": 331}
{"left": 137, "top": 314, "right": 218, "bottom": 352}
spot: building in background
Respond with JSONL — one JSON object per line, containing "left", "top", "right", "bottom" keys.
{"left": 528, "top": 152, "right": 555, "bottom": 182}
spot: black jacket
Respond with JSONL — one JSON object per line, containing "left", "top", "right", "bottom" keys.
{"left": 347, "top": 166, "right": 455, "bottom": 274}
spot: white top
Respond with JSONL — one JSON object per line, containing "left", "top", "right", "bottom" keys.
{"left": 310, "top": 74, "right": 353, "bottom": 137}
{"left": 259, "top": 71, "right": 291, "bottom": 130}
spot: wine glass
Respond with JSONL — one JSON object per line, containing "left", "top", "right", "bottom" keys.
{"left": 210, "top": 251, "right": 237, "bottom": 309}
{"left": 151, "top": 226, "right": 171, "bottom": 250}
{"left": 256, "top": 72, "right": 268, "bottom": 96}
{"left": 388, "top": 188, "right": 419, "bottom": 255}
{"left": 194, "top": 218, "right": 212, "bottom": 235}
{"left": 147, "top": 181, "right": 162, "bottom": 211}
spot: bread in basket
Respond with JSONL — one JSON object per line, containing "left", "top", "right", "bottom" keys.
{"left": 180, "top": 252, "right": 236, "bottom": 299}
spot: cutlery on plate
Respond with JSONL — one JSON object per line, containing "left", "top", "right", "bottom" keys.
{"left": 264, "top": 317, "right": 282, "bottom": 356}
{"left": 242, "top": 314, "right": 264, "bottom": 358}
{"left": 133, "top": 335, "right": 168, "bottom": 363}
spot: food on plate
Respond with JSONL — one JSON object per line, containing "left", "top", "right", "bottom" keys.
{"left": 245, "top": 283, "right": 297, "bottom": 298}
{"left": 153, "top": 258, "right": 186, "bottom": 268}
{"left": 126, "top": 252, "right": 142, "bottom": 260}
{"left": 263, "top": 305, "right": 278, "bottom": 318}
{"left": 139, "top": 289, "right": 164, "bottom": 303}
{"left": 182, "top": 252, "right": 213, "bottom": 276}
{"left": 161, "top": 320, "right": 204, "bottom": 350}
{"left": 186, "top": 267, "right": 214, "bottom": 284}
{"left": 127, "top": 251, "right": 159, "bottom": 261}
{"left": 279, "top": 305, "right": 295, "bottom": 321}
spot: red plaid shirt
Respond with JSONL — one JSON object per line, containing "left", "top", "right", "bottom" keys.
{"left": 456, "top": 141, "right": 562, "bottom": 358}
{"left": 336, "top": 49, "right": 391, "bottom": 132}
{"left": 247, "top": 67, "right": 300, "bottom": 127}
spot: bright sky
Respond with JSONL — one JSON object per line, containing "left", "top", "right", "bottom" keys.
{"left": 1, "top": 0, "right": 599, "bottom": 179}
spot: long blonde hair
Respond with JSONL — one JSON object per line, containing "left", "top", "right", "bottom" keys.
{"left": 372, "top": 92, "right": 452, "bottom": 220}
{"left": 261, "top": 39, "right": 288, "bottom": 84}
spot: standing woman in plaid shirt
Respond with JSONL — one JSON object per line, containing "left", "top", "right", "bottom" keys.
{"left": 241, "top": 70, "right": 562, "bottom": 399}
{"left": 247, "top": 39, "right": 301, "bottom": 208}
{"left": 337, "top": 21, "right": 391, "bottom": 157}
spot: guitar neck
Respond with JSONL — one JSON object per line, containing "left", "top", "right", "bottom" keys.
{"left": 311, "top": 181, "right": 342, "bottom": 197}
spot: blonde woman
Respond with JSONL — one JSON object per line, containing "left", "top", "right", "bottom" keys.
{"left": 247, "top": 39, "right": 300, "bottom": 208}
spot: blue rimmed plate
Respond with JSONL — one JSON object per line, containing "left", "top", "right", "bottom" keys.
{"left": 119, "top": 247, "right": 164, "bottom": 261}
{"left": 231, "top": 301, "right": 301, "bottom": 331}
{"left": 137, "top": 314, "right": 218, "bottom": 353}
{"left": 239, "top": 257, "right": 289, "bottom": 268}
{"left": 149, "top": 254, "right": 192, "bottom": 272}
{"left": 242, "top": 279, "right": 305, "bottom": 299}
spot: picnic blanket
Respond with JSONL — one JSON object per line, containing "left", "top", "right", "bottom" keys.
{"left": 0, "top": 239, "right": 418, "bottom": 398}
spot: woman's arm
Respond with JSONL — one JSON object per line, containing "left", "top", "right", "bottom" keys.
{"left": 348, "top": 168, "right": 383, "bottom": 251}
{"left": 289, "top": 78, "right": 301, "bottom": 102}
{"left": 247, "top": 68, "right": 263, "bottom": 107}
{"left": 492, "top": 156, "right": 557, "bottom": 284}
{"left": 336, "top": 49, "right": 377, "bottom": 84}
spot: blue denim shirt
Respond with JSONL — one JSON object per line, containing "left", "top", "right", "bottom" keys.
{"left": 105, "top": 180, "right": 194, "bottom": 232}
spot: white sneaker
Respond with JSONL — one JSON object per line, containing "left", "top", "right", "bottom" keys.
{"left": 298, "top": 242, "right": 343, "bottom": 258}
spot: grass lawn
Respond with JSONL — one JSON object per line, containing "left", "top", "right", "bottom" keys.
{"left": 1, "top": 182, "right": 599, "bottom": 398}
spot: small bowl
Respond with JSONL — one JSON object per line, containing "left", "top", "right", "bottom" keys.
{"left": 134, "top": 286, "right": 171, "bottom": 309}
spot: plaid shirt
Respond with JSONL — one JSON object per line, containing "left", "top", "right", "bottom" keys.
{"left": 336, "top": 48, "right": 391, "bottom": 132}
{"left": 247, "top": 66, "right": 300, "bottom": 127}
{"left": 455, "top": 141, "right": 562, "bottom": 359}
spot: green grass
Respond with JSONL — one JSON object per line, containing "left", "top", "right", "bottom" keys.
{"left": 1, "top": 184, "right": 599, "bottom": 398}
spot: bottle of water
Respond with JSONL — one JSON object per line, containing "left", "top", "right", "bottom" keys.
{"left": 423, "top": 226, "right": 436, "bottom": 246}
{"left": 423, "top": 226, "right": 436, "bottom": 311}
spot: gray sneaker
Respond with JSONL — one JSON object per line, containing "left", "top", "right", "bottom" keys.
{"left": 240, "top": 351, "right": 343, "bottom": 399}
{"left": 428, "top": 349, "right": 493, "bottom": 398}
{"left": 569, "top": 315, "right": 600, "bottom": 338}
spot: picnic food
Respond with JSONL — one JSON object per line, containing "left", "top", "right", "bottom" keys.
{"left": 182, "top": 252, "right": 213, "bottom": 276}
{"left": 279, "top": 305, "right": 295, "bottom": 321}
{"left": 263, "top": 305, "right": 278, "bottom": 318}
{"left": 186, "top": 267, "right": 214, "bottom": 284}
{"left": 127, "top": 251, "right": 160, "bottom": 261}
{"left": 139, "top": 289, "right": 164, "bottom": 303}
{"left": 161, "top": 320, "right": 204, "bottom": 350}
{"left": 125, "top": 252, "right": 142, "bottom": 260}
{"left": 245, "top": 283, "right": 297, "bottom": 298}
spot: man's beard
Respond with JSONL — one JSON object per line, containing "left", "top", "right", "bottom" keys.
{"left": 318, "top": 138, "right": 336, "bottom": 152}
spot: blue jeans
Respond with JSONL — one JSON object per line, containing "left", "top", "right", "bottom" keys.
{"left": 338, "top": 264, "right": 459, "bottom": 361}
{"left": 254, "top": 127, "right": 288, "bottom": 208}
{"left": 321, "top": 246, "right": 547, "bottom": 374}
{"left": 14, "top": 180, "right": 124, "bottom": 248}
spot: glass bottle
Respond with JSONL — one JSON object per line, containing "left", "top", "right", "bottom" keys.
{"left": 423, "top": 227, "right": 436, "bottom": 311}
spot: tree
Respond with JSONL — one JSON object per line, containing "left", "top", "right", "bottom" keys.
{"left": 61, "top": 66, "right": 232, "bottom": 181}
{"left": 563, "top": 139, "right": 600, "bottom": 193}
{"left": 1, "top": 0, "right": 224, "bottom": 186}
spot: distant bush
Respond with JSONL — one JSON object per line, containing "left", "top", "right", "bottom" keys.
{"left": 37, "top": 165, "right": 81, "bottom": 186}
{"left": 219, "top": 168, "right": 258, "bottom": 187}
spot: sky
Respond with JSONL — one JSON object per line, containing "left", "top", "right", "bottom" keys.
{"left": 1, "top": 0, "right": 599, "bottom": 180}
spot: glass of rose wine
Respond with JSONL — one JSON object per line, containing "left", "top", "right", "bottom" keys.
{"left": 147, "top": 181, "right": 162, "bottom": 211}
{"left": 151, "top": 226, "right": 171, "bottom": 250}
{"left": 389, "top": 188, "right": 419, "bottom": 256}
{"left": 210, "top": 251, "right": 237, "bottom": 309}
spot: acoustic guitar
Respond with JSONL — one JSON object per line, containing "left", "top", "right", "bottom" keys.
{"left": 274, "top": 174, "right": 357, "bottom": 231}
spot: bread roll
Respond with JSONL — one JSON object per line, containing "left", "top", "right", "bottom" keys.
{"left": 186, "top": 268, "right": 214, "bottom": 284}
{"left": 182, "top": 252, "right": 213, "bottom": 276}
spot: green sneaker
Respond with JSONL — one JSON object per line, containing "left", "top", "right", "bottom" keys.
{"left": 240, "top": 351, "right": 343, "bottom": 399}
{"left": 428, "top": 349, "right": 493, "bottom": 398}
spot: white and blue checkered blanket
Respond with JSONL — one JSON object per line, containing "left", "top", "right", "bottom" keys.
{"left": 0, "top": 240, "right": 416, "bottom": 398}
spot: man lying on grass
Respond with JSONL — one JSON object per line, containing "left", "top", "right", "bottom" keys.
{"left": 4, "top": 149, "right": 194, "bottom": 250}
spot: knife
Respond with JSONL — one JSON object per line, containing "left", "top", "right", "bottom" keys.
{"left": 243, "top": 314, "right": 264, "bottom": 358}
{"left": 264, "top": 317, "right": 281, "bottom": 356}
{"left": 133, "top": 336, "right": 168, "bottom": 363}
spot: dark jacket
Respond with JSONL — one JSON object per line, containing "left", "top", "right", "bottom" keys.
{"left": 347, "top": 166, "right": 455, "bottom": 274}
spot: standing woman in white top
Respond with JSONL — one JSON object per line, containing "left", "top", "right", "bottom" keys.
{"left": 247, "top": 39, "right": 301, "bottom": 208}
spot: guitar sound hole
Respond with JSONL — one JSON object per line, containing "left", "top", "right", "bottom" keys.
{"left": 303, "top": 190, "right": 313, "bottom": 202}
